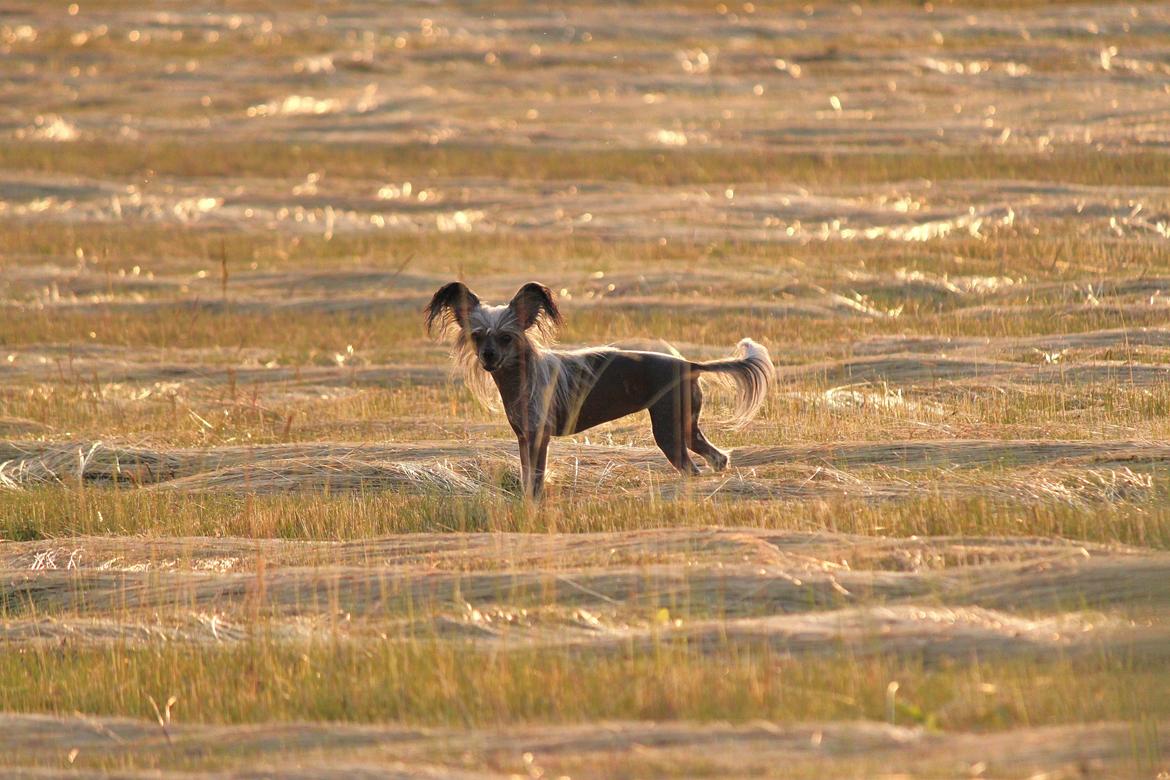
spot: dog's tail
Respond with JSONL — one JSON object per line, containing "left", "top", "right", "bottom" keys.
{"left": 691, "top": 338, "right": 774, "bottom": 429}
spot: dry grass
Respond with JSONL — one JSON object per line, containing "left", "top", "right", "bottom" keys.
{"left": 0, "top": 715, "right": 1163, "bottom": 779}
{"left": 2, "top": 642, "right": 1166, "bottom": 731}
{"left": 3, "top": 0, "right": 1170, "bottom": 775}
{"left": 0, "top": 483, "right": 1168, "bottom": 548}
{"left": 7, "top": 141, "right": 1170, "bottom": 188}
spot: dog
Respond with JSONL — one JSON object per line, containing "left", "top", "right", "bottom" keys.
{"left": 425, "top": 281, "right": 773, "bottom": 498}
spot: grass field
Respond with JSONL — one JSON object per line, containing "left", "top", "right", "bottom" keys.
{"left": 3, "top": 0, "right": 1170, "bottom": 776}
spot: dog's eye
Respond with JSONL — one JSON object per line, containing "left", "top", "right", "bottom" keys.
{"left": 498, "top": 333, "right": 513, "bottom": 345}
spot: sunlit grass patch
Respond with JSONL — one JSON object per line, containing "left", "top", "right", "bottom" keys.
{"left": 3, "top": 487, "right": 1169, "bottom": 548}
{"left": 5, "top": 141, "right": 1170, "bottom": 187}
{"left": 5, "top": 222, "right": 1169, "bottom": 279}
{"left": 2, "top": 0, "right": 1169, "bottom": 767}
{"left": 5, "top": 299, "right": 1167, "bottom": 365}
{"left": 0, "top": 639, "right": 1165, "bottom": 733}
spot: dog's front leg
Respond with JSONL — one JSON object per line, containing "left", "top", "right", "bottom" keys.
{"left": 516, "top": 429, "right": 550, "bottom": 499}
{"left": 528, "top": 431, "right": 551, "bottom": 499}
{"left": 516, "top": 432, "right": 532, "bottom": 496}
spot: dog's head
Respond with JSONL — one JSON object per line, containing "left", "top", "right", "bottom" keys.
{"left": 425, "top": 281, "right": 562, "bottom": 372}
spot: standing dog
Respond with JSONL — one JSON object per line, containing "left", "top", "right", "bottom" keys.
{"left": 425, "top": 281, "right": 773, "bottom": 498}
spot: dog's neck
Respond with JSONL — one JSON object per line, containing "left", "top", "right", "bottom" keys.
{"left": 488, "top": 347, "right": 546, "bottom": 431}
{"left": 489, "top": 361, "right": 525, "bottom": 401}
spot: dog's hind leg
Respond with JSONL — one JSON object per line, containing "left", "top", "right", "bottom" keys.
{"left": 649, "top": 391, "right": 701, "bottom": 477}
{"left": 685, "top": 379, "right": 730, "bottom": 472}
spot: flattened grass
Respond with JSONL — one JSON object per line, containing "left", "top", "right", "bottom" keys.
{"left": 3, "top": 0, "right": 1170, "bottom": 758}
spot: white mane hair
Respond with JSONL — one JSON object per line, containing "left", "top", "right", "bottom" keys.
{"left": 434, "top": 298, "right": 601, "bottom": 427}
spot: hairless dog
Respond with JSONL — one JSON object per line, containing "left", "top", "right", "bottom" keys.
{"left": 426, "top": 281, "right": 773, "bottom": 499}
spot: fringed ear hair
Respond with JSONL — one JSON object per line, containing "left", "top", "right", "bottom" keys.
{"left": 508, "top": 282, "right": 563, "bottom": 337}
{"left": 425, "top": 281, "right": 481, "bottom": 339}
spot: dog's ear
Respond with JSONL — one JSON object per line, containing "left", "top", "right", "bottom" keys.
{"left": 425, "top": 281, "right": 480, "bottom": 338}
{"left": 508, "top": 282, "right": 563, "bottom": 332}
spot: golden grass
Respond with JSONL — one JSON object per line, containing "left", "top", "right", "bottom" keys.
{"left": 5, "top": 141, "right": 1170, "bottom": 188}
{"left": 5, "top": 221, "right": 1169, "bottom": 281}
{"left": 3, "top": 486, "right": 1169, "bottom": 548}
{"left": 7, "top": 298, "right": 1170, "bottom": 364}
{"left": 2, "top": 640, "right": 1165, "bottom": 731}
{"left": 3, "top": 1, "right": 1170, "bottom": 773}
{"left": 0, "top": 716, "right": 1162, "bottom": 779}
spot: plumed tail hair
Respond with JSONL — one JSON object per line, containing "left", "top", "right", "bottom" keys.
{"left": 692, "top": 338, "right": 773, "bottom": 429}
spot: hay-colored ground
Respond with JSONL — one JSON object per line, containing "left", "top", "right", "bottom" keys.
{"left": 2, "top": 0, "right": 1170, "bottom": 776}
